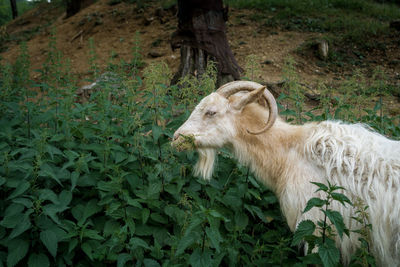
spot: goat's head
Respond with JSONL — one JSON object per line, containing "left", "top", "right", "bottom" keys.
{"left": 172, "top": 81, "right": 278, "bottom": 179}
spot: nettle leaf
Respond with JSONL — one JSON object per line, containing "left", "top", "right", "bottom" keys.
{"left": 83, "top": 229, "right": 104, "bottom": 240}
{"left": 234, "top": 212, "right": 248, "bottom": 231}
{"left": 45, "top": 144, "right": 63, "bottom": 160}
{"left": 292, "top": 220, "right": 316, "bottom": 246}
{"left": 143, "top": 258, "right": 161, "bottom": 267}
{"left": 331, "top": 192, "right": 352, "bottom": 206}
{"left": 151, "top": 123, "right": 162, "bottom": 141}
{"left": 81, "top": 242, "right": 94, "bottom": 261}
{"left": 310, "top": 182, "right": 329, "bottom": 192}
{"left": 205, "top": 226, "right": 222, "bottom": 253}
{"left": 117, "top": 253, "right": 131, "bottom": 267}
{"left": 114, "top": 151, "right": 128, "bottom": 164}
{"left": 176, "top": 234, "right": 197, "bottom": 256}
{"left": 70, "top": 171, "right": 79, "bottom": 191}
{"left": 12, "top": 198, "right": 33, "bottom": 208}
{"left": 9, "top": 209, "right": 33, "bottom": 239}
{"left": 75, "top": 199, "right": 102, "bottom": 226}
{"left": 303, "top": 197, "right": 325, "bottom": 213}
{"left": 7, "top": 239, "right": 29, "bottom": 267}
{"left": 38, "top": 164, "right": 62, "bottom": 186}
{"left": 28, "top": 253, "right": 50, "bottom": 267}
{"left": 189, "top": 248, "right": 212, "bottom": 267}
{"left": 38, "top": 189, "right": 59, "bottom": 204}
{"left": 0, "top": 206, "right": 24, "bottom": 228}
{"left": 324, "top": 210, "right": 348, "bottom": 238}
{"left": 142, "top": 208, "right": 150, "bottom": 224}
{"left": 7, "top": 181, "right": 30, "bottom": 200}
{"left": 130, "top": 237, "right": 150, "bottom": 250}
{"left": 0, "top": 176, "right": 5, "bottom": 186}
{"left": 40, "top": 229, "right": 58, "bottom": 257}
{"left": 318, "top": 238, "right": 340, "bottom": 267}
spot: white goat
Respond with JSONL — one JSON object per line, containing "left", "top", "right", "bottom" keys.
{"left": 171, "top": 81, "right": 400, "bottom": 266}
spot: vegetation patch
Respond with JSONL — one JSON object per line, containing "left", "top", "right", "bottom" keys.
{"left": 0, "top": 23, "right": 399, "bottom": 267}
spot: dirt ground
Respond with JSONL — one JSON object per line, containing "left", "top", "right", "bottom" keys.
{"left": 1, "top": 0, "right": 400, "bottom": 113}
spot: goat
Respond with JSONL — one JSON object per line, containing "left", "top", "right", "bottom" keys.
{"left": 171, "top": 81, "right": 400, "bottom": 266}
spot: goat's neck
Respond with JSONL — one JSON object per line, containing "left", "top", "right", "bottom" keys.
{"left": 231, "top": 120, "right": 307, "bottom": 197}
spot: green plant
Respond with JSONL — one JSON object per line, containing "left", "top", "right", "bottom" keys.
{"left": 292, "top": 181, "right": 352, "bottom": 267}
{"left": 0, "top": 31, "right": 398, "bottom": 266}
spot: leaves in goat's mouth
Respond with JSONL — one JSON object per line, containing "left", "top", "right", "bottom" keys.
{"left": 172, "top": 134, "right": 196, "bottom": 152}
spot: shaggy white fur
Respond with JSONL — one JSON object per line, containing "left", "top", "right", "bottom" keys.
{"left": 172, "top": 85, "right": 400, "bottom": 266}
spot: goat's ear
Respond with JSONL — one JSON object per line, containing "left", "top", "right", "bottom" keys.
{"left": 232, "top": 86, "right": 265, "bottom": 110}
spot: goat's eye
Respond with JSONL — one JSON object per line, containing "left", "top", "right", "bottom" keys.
{"left": 205, "top": 110, "right": 217, "bottom": 117}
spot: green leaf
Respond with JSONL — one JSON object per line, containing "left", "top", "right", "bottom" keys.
{"left": 292, "top": 220, "right": 316, "bottom": 246}
{"left": 176, "top": 234, "right": 196, "bottom": 256}
{"left": 77, "top": 199, "right": 101, "bottom": 226}
{"left": 234, "top": 212, "right": 248, "bottom": 231}
{"left": 143, "top": 258, "right": 160, "bottom": 267}
{"left": 142, "top": 208, "right": 150, "bottom": 224}
{"left": 331, "top": 192, "right": 352, "bottom": 206}
{"left": 303, "top": 197, "right": 325, "bottom": 213}
{"left": 7, "top": 181, "right": 30, "bottom": 200}
{"left": 117, "top": 253, "right": 131, "bottom": 267}
{"left": 83, "top": 229, "right": 104, "bottom": 240}
{"left": 152, "top": 125, "right": 163, "bottom": 142}
{"left": 189, "top": 248, "right": 212, "bottom": 267}
{"left": 325, "top": 210, "right": 348, "bottom": 238}
{"left": 0, "top": 176, "right": 6, "bottom": 186}
{"left": 81, "top": 242, "right": 93, "bottom": 261}
{"left": 9, "top": 210, "right": 32, "bottom": 239}
{"left": 318, "top": 238, "right": 340, "bottom": 267}
{"left": 311, "top": 182, "right": 329, "bottom": 192}
{"left": 0, "top": 204, "right": 24, "bottom": 228}
{"left": 12, "top": 198, "right": 33, "bottom": 208}
{"left": 38, "top": 164, "right": 62, "bottom": 186}
{"left": 70, "top": 171, "right": 79, "bottom": 191}
{"left": 40, "top": 229, "right": 58, "bottom": 257}
{"left": 7, "top": 239, "right": 29, "bottom": 267}
{"left": 130, "top": 237, "right": 150, "bottom": 250}
{"left": 114, "top": 151, "right": 128, "bottom": 164}
{"left": 28, "top": 253, "right": 50, "bottom": 267}
{"left": 205, "top": 226, "right": 222, "bottom": 253}
{"left": 45, "top": 144, "right": 63, "bottom": 160}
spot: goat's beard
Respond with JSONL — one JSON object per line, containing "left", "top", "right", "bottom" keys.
{"left": 194, "top": 148, "right": 216, "bottom": 180}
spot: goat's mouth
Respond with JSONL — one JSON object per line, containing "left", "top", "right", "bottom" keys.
{"left": 171, "top": 134, "right": 197, "bottom": 152}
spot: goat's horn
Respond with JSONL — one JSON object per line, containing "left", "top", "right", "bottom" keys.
{"left": 216, "top": 81, "right": 278, "bottom": 135}
{"left": 247, "top": 88, "right": 277, "bottom": 135}
{"left": 217, "top": 81, "right": 261, "bottom": 98}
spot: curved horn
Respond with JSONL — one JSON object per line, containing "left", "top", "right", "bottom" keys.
{"left": 216, "top": 81, "right": 278, "bottom": 135}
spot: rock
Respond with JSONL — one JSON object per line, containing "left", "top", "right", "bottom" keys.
{"left": 148, "top": 50, "right": 164, "bottom": 58}
{"left": 317, "top": 39, "right": 329, "bottom": 60}
{"left": 143, "top": 16, "right": 154, "bottom": 26}
{"left": 76, "top": 72, "right": 124, "bottom": 102}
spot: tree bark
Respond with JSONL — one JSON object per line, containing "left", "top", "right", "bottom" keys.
{"left": 10, "top": 0, "right": 18, "bottom": 19}
{"left": 171, "top": 0, "right": 242, "bottom": 87}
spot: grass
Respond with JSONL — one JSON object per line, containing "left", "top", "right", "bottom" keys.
{"left": 226, "top": 0, "right": 400, "bottom": 49}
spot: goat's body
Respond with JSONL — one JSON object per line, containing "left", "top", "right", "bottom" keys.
{"left": 233, "top": 117, "right": 400, "bottom": 265}
{"left": 172, "top": 81, "right": 400, "bottom": 266}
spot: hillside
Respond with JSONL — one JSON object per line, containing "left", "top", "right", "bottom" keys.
{"left": 1, "top": 0, "right": 399, "bottom": 112}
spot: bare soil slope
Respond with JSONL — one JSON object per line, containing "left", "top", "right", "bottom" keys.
{"left": 1, "top": 0, "right": 399, "bottom": 112}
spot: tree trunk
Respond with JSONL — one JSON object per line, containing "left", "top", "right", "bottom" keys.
{"left": 10, "top": 0, "right": 18, "bottom": 19}
{"left": 66, "top": 0, "right": 82, "bottom": 18}
{"left": 171, "top": 0, "right": 242, "bottom": 87}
